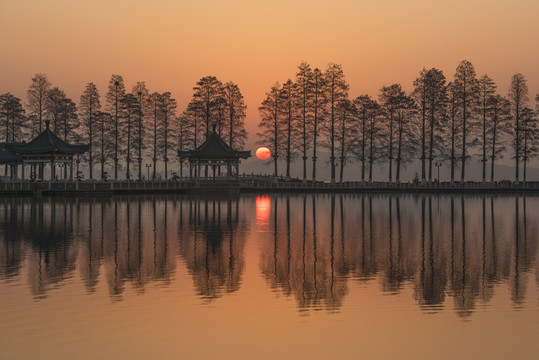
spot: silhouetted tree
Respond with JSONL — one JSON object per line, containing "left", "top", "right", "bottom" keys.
{"left": 454, "top": 60, "right": 479, "bottom": 182}
{"left": 295, "top": 62, "right": 313, "bottom": 182}
{"left": 353, "top": 95, "right": 372, "bottom": 183}
{"left": 158, "top": 92, "right": 177, "bottom": 179}
{"left": 258, "top": 83, "right": 283, "bottom": 178}
{"left": 223, "top": 81, "right": 247, "bottom": 149}
{"left": 45, "top": 87, "right": 68, "bottom": 133}
{"left": 176, "top": 112, "right": 190, "bottom": 177}
{"left": 27, "top": 73, "right": 51, "bottom": 136}
{"left": 311, "top": 68, "right": 326, "bottom": 182}
{"left": 132, "top": 82, "right": 149, "bottom": 180}
{"left": 487, "top": 95, "right": 511, "bottom": 182}
{"left": 281, "top": 79, "right": 299, "bottom": 181}
{"left": 105, "top": 75, "right": 126, "bottom": 179}
{"left": 148, "top": 92, "right": 162, "bottom": 179}
{"left": 425, "top": 69, "right": 447, "bottom": 182}
{"left": 0, "top": 93, "right": 26, "bottom": 143}
{"left": 442, "top": 82, "right": 461, "bottom": 184}
{"left": 80, "top": 83, "right": 101, "bottom": 179}
{"left": 393, "top": 92, "right": 417, "bottom": 183}
{"left": 477, "top": 75, "right": 497, "bottom": 183}
{"left": 95, "top": 111, "right": 113, "bottom": 179}
{"left": 508, "top": 73, "right": 529, "bottom": 183}
{"left": 324, "top": 63, "right": 349, "bottom": 184}
{"left": 120, "top": 94, "right": 141, "bottom": 180}
{"left": 521, "top": 107, "right": 538, "bottom": 183}
{"left": 336, "top": 99, "right": 354, "bottom": 182}
{"left": 413, "top": 68, "right": 429, "bottom": 183}
{"left": 193, "top": 76, "right": 224, "bottom": 137}
{"left": 380, "top": 84, "right": 415, "bottom": 183}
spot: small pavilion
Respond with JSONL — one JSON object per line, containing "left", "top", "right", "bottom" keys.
{"left": 178, "top": 125, "right": 251, "bottom": 180}
{"left": 3, "top": 120, "right": 89, "bottom": 181}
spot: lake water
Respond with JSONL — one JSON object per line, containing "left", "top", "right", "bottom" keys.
{"left": 0, "top": 194, "right": 538, "bottom": 359}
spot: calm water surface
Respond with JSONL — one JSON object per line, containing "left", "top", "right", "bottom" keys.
{"left": 0, "top": 194, "right": 538, "bottom": 359}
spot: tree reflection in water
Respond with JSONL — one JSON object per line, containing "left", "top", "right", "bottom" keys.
{"left": 0, "top": 194, "right": 537, "bottom": 317}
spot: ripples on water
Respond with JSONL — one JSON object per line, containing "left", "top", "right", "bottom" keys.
{"left": 0, "top": 194, "right": 538, "bottom": 359}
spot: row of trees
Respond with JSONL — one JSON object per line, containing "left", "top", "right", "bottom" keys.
{"left": 258, "top": 61, "right": 539, "bottom": 184}
{"left": 0, "top": 74, "right": 247, "bottom": 180}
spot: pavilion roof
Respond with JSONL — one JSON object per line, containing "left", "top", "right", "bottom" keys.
{"left": 6, "top": 120, "right": 89, "bottom": 155}
{"left": 0, "top": 142, "right": 21, "bottom": 163}
{"left": 178, "top": 128, "right": 251, "bottom": 160}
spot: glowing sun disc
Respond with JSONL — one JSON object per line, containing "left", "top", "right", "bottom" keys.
{"left": 256, "top": 147, "right": 271, "bottom": 160}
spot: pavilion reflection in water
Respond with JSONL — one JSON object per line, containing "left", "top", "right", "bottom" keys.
{"left": 0, "top": 194, "right": 537, "bottom": 317}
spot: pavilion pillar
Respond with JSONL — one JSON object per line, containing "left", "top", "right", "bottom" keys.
{"left": 70, "top": 160, "right": 74, "bottom": 180}
{"left": 212, "top": 165, "right": 216, "bottom": 181}
{"left": 235, "top": 162, "right": 239, "bottom": 179}
{"left": 227, "top": 162, "right": 231, "bottom": 178}
{"left": 51, "top": 159, "right": 56, "bottom": 181}
{"left": 21, "top": 163, "right": 25, "bottom": 180}
{"left": 198, "top": 162, "right": 201, "bottom": 179}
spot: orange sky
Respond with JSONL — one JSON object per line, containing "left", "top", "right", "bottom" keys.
{"left": 1, "top": 0, "right": 538, "bottom": 148}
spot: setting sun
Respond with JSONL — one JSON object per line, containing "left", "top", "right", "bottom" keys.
{"left": 255, "top": 147, "right": 271, "bottom": 160}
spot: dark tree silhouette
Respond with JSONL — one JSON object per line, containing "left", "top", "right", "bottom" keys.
{"left": 281, "top": 79, "right": 299, "bottom": 181}
{"left": 487, "top": 94, "right": 511, "bottom": 182}
{"left": 508, "top": 73, "right": 529, "bottom": 184}
{"left": 0, "top": 93, "right": 26, "bottom": 143}
{"left": 27, "top": 73, "right": 50, "bottom": 136}
{"left": 444, "top": 82, "right": 461, "bottom": 184}
{"left": 223, "top": 81, "right": 247, "bottom": 149}
{"left": 353, "top": 95, "right": 372, "bottom": 183}
{"left": 295, "top": 62, "right": 314, "bottom": 182}
{"left": 454, "top": 60, "right": 479, "bottom": 182}
{"left": 413, "top": 68, "right": 429, "bottom": 183}
{"left": 520, "top": 107, "right": 538, "bottom": 183}
{"left": 258, "top": 83, "right": 283, "bottom": 178}
{"left": 193, "top": 76, "right": 224, "bottom": 138}
{"left": 324, "top": 63, "right": 349, "bottom": 184}
{"left": 393, "top": 91, "right": 417, "bottom": 183}
{"left": 105, "top": 75, "right": 126, "bottom": 179}
{"left": 477, "top": 75, "right": 496, "bottom": 183}
{"left": 132, "top": 82, "right": 149, "bottom": 180}
{"left": 45, "top": 87, "right": 69, "bottom": 133}
{"left": 120, "top": 94, "right": 141, "bottom": 181}
{"left": 95, "top": 111, "right": 113, "bottom": 179}
{"left": 336, "top": 99, "right": 354, "bottom": 182}
{"left": 148, "top": 92, "right": 162, "bottom": 179}
{"left": 311, "top": 68, "right": 326, "bottom": 182}
{"left": 425, "top": 69, "right": 447, "bottom": 183}
{"left": 80, "top": 82, "right": 101, "bottom": 179}
{"left": 158, "top": 92, "right": 177, "bottom": 179}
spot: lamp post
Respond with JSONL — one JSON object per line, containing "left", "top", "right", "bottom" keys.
{"left": 434, "top": 161, "right": 442, "bottom": 183}
{"left": 146, "top": 164, "right": 151, "bottom": 181}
